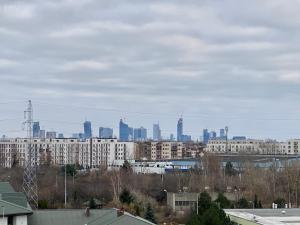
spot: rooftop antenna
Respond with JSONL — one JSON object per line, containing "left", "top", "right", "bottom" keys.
{"left": 22, "top": 100, "right": 38, "bottom": 209}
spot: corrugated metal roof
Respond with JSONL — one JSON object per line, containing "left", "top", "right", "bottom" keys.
{"left": 0, "top": 200, "right": 32, "bottom": 216}
{"left": 0, "top": 182, "right": 15, "bottom": 194}
{"left": 28, "top": 209, "right": 156, "bottom": 225}
{"left": 0, "top": 182, "right": 32, "bottom": 216}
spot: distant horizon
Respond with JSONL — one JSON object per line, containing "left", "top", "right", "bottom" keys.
{"left": 0, "top": 99, "right": 298, "bottom": 142}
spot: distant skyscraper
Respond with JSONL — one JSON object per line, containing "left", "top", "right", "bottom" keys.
{"left": 58, "top": 133, "right": 64, "bottom": 138}
{"left": 170, "top": 133, "right": 175, "bottom": 141}
{"left": 84, "top": 121, "right": 92, "bottom": 138}
{"left": 33, "top": 122, "right": 40, "bottom": 138}
{"left": 99, "top": 127, "right": 113, "bottom": 138}
{"left": 129, "top": 127, "right": 133, "bottom": 140}
{"left": 232, "top": 136, "right": 246, "bottom": 140}
{"left": 220, "top": 128, "right": 225, "bottom": 138}
{"left": 119, "top": 119, "right": 130, "bottom": 141}
{"left": 209, "top": 131, "right": 217, "bottom": 140}
{"left": 72, "top": 133, "right": 84, "bottom": 139}
{"left": 39, "top": 130, "right": 45, "bottom": 139}
{"left": 153, "top": 124, "right": 161, "bottom": 141}
{"left": 134, "top": 127, "right": 147, "bottom": 141}
{"left": 203, "top": 129, "right": 209, "bottom": 144}
{"left": 181, "top": 135, "right": 192, "bottom": 142}
{"left": 177, "top": 117, "right": 183, "bottom": 141}
{"left": 46, "top": 131, "right": 56, "bottom": 139}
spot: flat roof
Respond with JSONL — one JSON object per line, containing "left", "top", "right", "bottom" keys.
{"left": 225, "top": 209, "right": 300, "bottom": 225}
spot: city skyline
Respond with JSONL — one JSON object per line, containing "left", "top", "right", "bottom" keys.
{"left": 2, "top": 1, "right": 300, "bottom": 140}
{"left": 0, "top": 102, "right": 299, "bottom": 141}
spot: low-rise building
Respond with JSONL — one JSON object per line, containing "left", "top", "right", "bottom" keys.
{"left": 225, "top": 208, "right": 300, "bottom": 225}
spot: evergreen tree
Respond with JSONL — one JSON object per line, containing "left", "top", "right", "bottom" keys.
{"left": 144, "top": 203, "right": 156, "bottom": 224}
{"left": 215, "top": 193, "right": 232, "bottom": 209}
{"left": 119, "top": 188, "right": 134, "bottom": 204}
{"left": 187, "top": 192, "right": 233, "bottom": 225}
{"left": 198, "top": 192, "right": 212, "bottom": 215}
{"left": 237, "top": 197, "right": 249, "bottom": 208}
{"left": 254, "top": 194, "right": 258, "bottom": 208}
{"left": 89, "top": 197, "right": 96, "bottom": 209}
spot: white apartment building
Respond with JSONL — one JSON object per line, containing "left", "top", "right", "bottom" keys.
{"left": 206, "top": 139, "right": 300, "bottom": 155}
{"left": 206, "top": 139, "right": 263, "bottom": 154}
{"left": 0, "top": 138, "right": 137, "bottom": 168}
{"left": 285, "top": 139, "right": 300, "bottom": 154}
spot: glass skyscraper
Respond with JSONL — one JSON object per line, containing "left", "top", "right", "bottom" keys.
{"left": 133, "top": 127, "right": 147, "bottom": 141}
{"left": 203, "top": 129, "right": 209, "bottom": 144}
{"left": 119, "top": 119, "right": 130, "bottom": 141}
{"left": 99, "top": 127, "right": 113, "bottom": 138}
{"left": 33, "top": 122, "right": 40, "bottom": 138}
{"left": 153, "top": 123, "right": 161, "bottom": 141}
{"left": 84, "top": 121, "right": 92, "bottom": 139}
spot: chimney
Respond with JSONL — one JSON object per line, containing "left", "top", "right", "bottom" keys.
{"left": 85, "top": 207, "right": 90, "bottom": 217}
{"left": 117, "top": 208, "right": 124, "bottom": 217}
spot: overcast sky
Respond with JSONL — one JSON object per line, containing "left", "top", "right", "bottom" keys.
{"left": 1, "top": 0, "right": 300, "bottom": 140}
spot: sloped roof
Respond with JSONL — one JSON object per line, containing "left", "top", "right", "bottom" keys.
{"left": 0, "top": 182, "right": 32, "bottom": 216}
{"left": 28, "top": 209, "right": 156, "bottom": 225}
{"left": 0, "top": 182, "right": 15, "bottom": 193}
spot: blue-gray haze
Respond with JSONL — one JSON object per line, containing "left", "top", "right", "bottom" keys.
{"left": 0, "top": 0, "right": 300, "bottom": 140}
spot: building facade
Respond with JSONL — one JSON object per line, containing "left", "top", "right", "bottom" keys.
{"left": 0, "top": 138, "right": 137, "bottom": 169}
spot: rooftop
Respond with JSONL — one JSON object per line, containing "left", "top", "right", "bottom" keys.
{"left": 0, "top": 182, "right": 32, "bottom": 216}
{"left": 225, "top": 208, "right": 300, "bottom": 225}
{"left": 28, "top": 209, "right": 155, "bottom": 225}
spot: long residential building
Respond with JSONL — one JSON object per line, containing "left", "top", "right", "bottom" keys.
{"left": 0, "top": 138, "right": 137, "bottom": 169}
{"left": 205, "top": 139, "right": 300, "bottom": 155}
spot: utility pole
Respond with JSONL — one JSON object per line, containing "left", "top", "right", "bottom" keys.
{"left": 22, "top": 100, "right": 38, "bottom": 209}
{"left": 65, "top": 164, "right": 67, "bottom": 208}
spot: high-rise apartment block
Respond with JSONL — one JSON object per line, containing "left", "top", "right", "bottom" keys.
{"left": 0, "top": 138, "right": 137, "bottom": 168}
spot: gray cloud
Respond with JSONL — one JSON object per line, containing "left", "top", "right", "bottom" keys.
{"left": 1, "top": 0, "right": 300, "bottom": 139}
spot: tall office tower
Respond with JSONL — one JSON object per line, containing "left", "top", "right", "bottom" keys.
{"left": 46, "top": 131, "right": 56, "bottom": 139}
{"left": 209, "top": 131, "right": 217, "bottom": 139}
{"left": 220, "top": 128, "right": 225, "bottom": 138}
{"left": 134, "top": 127, "right": 147, "bottom": 141}
{"left": 119, "top": 119, "right": 130, "bottom": 141}
{"left": 177, "top": 117, "right": 183, "bottom": 141}
{"left": 84, "top": 121, "right": 92, "bottom": 139}
{"left": 153, "top": 123, "right": 161, "bottom": 141}
{"left": 170, "top": 133, "right": 175, "bottom": 141}
{"left": 32, "top": 122, "right": 40, "bottom": 138}
{"left": 203, "top": 129, "right": 210, "bottom": 144}
{"left": 99, "top": 127, "right": 113, "bottom": 138}
{"left": 58, "top": 133, "right": 64, "bottom": 138}
{"left": 39, "top": 130, "right": 45, "bottom": 139}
